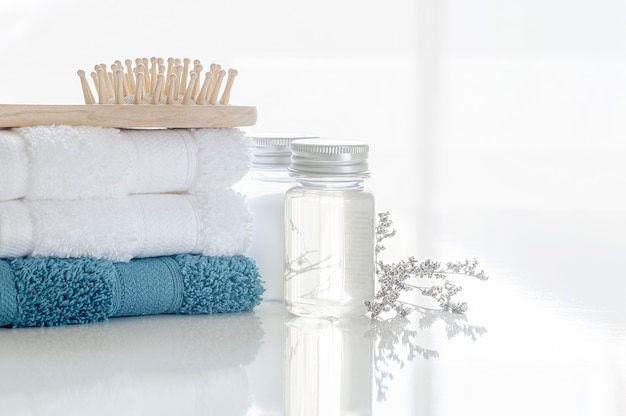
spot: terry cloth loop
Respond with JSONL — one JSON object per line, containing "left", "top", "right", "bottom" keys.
{"left": 27, "top": 198, "right": 139, "bottom": 262}
{"left": 0, "top": 130, "right": 28, "bottom": 200}
{"left": 0, "top": 193, "right": 251, "bottom": 262}
{"left": 0, "top": 126, "right": 250, "bottom": 201}
{"left": 0, "top": 200, "right": 34, "bottom": 258}
{"left": 190, "top": 128, "right": 253, "bottom": 192}
{"left": 175, "top": 254, "right": 263, "bottom": 315}
{"left": 0, "top": 254, "right": 263, "bottom": 328}
{"left": 17, "top": 125, "right": 132, "bottom": 200}
{"left": 8, "top": 257, "right": 115, "bottom": 327}
{"left": 189, "top": 191, "right": 252, "bottom": 257}
{"left": 0, "top": 261, "right": 17, "bottom": 327}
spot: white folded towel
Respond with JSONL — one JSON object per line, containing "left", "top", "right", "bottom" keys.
{"left": 0, "top": 191, "right": 251, "bottom": 262}
{"left": 0, "top": 126, "right": 251, "bottom": 201}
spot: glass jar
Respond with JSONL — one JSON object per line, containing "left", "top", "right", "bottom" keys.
{"left": 284, "top": 139, "right": 375, "bottom": 318}
{"left": 242, "top": 134, "right": 317, "bottom": 301}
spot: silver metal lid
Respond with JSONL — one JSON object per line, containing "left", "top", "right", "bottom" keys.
{"left": 251, "top": 133, "right": 318, "bottom": 169}
{"left": 289, "top": 139, "right": 370, "bottom": 177}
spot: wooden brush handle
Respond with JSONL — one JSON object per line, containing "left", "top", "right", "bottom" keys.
{"left": 0, "top": 104, "right": 257, "bottom": 128}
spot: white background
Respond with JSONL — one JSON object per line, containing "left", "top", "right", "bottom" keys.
{"left": 1, "top": 0, "right": 625, "bottom": 256}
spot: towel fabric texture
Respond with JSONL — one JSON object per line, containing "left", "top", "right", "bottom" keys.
{"left": 0, "top": 254, "right": 264, "bottom": 327}
{"left": 0, "top": 126, "right": 251, "bottom": 201}
{"left": 0, "top": 191, "right": 251, "bottom": 262}
{"left": 0, "top": 125, "right": 264, "bottom": 328}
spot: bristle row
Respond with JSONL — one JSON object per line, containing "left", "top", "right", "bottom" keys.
{"left": 78, "top": 57, "right": 238, "bottom": 105}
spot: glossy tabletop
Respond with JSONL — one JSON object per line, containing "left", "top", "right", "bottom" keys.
{"left": 0, "top": 208, "right": 624, "bottom": 416}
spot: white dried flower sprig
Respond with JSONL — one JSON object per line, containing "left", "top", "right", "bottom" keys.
{"left": 375, "top": 212, "right": 396, "bottom": 255}
{"left": 366, "top": 212, "right": 489, "bottom": 319}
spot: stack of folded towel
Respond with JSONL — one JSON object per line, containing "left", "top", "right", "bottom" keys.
{"left": 0, "top": 125, "right": 264, "bottom": 328}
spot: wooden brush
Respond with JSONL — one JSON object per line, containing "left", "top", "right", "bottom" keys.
{"left": 0, "top": 57, "right": 256, "bottom": 128}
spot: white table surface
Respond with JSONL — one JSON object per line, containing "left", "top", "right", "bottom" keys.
{"left": 0, "top": 208, "right": 624, "bottom": 416}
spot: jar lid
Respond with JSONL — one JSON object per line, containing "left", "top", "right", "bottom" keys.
{"left": 251, "top": 133, "right": 318, "bottom": 169}
{"left": 289, "top": 139, "right": 370, "bottom": 177}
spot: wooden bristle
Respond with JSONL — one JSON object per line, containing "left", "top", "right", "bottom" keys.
{"left": 100, "top": 64, "right": 114, "bottom": 100}
{"left": 219, "top": 69, "right": 238, "bottom": 105}
{"left": 151, "top": 74, "right": 164, "bottom": 104}
{"left": 142, "top": 58, "right": 150, "bottom": 93}
{"left": 166, "top": 73, "right": 176, "bottom": 104}
{"left": 182, "top": 72, "right": 198, "bottom": 105}
{"left": 208, "top": 69, "right": 226, "bottom": 105}
{"left": 115, "top": 70, "right": 124, "bottom": 104}
{"left": 180, "top": 58, "right": 191, "bottom": 95}
{"left": 134, "top": 72, "right": 144, "bottom": 104}
{"left": 150, "top": 57, "right": 158, "bottom": 94}
{"left": 123, "top": 72, "right": 130, "bottom": 96}
{"left": 193, "top": 64, "right": 203, "bottom": 98}
{"left": 173, "top": 64, "right": 183, "bottom": 98}
{"left": 125, "top": 60, "right": 135, "bottom": 94}
{"left": 196, "top": 71, "right": 212, "bottom": 105}
{"left": 207, "top": 64, "right": 220, "bottom": 101}
{"left": 77, "top": 70, "right": 95, "bottom": 104}
{"left": 90, "top": 71, "right": 99, "bottom": 94}
{"left": 165, "top": 57, "right": 175, "bottom": 94}
{"left": 78, "top": 57, "right": 240, "bottom": 105}
{"left": 96, "top": 68, "right": 107, "bottom": 104}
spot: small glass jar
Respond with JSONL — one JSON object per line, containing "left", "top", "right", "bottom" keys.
{"left": 242, "top": 134, "right": 318, "bottom": 301}
{"left": 284, "top": 139, "right": 375, "bottom": 318}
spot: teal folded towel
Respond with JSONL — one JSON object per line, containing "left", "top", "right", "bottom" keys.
{"left": 0, "top": 254, "right": 264, "bottom": 328}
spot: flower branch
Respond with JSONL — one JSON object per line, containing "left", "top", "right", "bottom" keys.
{"left": 366, "top": 212, "right": 489, "bottom": 319}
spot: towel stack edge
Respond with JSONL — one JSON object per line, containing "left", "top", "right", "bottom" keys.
{"left": 0, "top": 201, "right": 34, "bottom": 258}
{"left": 0, "top": 130, "right": 28, "bottom": 200}
{"left": 0, "top": 261, "right": 18, "bottom": 327}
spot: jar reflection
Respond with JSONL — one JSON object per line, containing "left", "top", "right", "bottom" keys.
{"left": 284, "top": 316, "right": 373, "bottom": 416}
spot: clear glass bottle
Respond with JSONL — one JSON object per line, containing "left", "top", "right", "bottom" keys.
{"left": 284, "top": 139, "right": 375, "bottom": 318}
{"left": 242, "top": 134, "right": 318, "bottom": 301}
